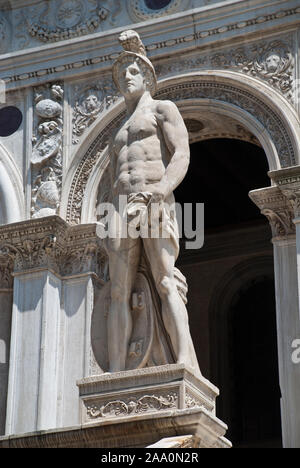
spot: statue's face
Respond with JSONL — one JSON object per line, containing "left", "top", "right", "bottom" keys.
{"left": 117, "top": 60, "right": 146, "bottom": 98}
{"left": 84, "top": 95, "right": 99, "bottom": 112}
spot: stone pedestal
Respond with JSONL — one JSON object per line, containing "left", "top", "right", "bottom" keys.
{"left": 77, "top": 364, "right": 231, "bottom": 448}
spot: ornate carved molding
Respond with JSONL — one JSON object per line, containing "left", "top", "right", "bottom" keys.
{"left": 67, "top": 111, "right": 125, "bottom": 224}
{"left": 127, "top": 0, "right": 190, "bottom": 22}
{"left": 72, "top": 78, "right": 120, "bottom": 145}
{"left": 86, "top": 392, "right": 178, "bottom": 420}
{"left": 156, "top": 34, "right": 295, "bottom": 103}
{"left": 249, "top": 186, "right": 295, "bottom": 239}
{"left": 3, "top": 5, "right": 300, "bottom": 87}
{"left": 0, "top": 216, "right": 108, "bottom": 278}
{"left": 67, "top": 80, "right": 295, "bottom": 224}
{"left": 269, "top": 167, "right": 300, "bottom": 220}
{"left": 0, "top": 12, "right": 10, "bottom": 54}
{"left": 17, "top": 0, "right": 108, "bottom": 45}
{"left": 156, "top": 82, "right": 295, "bottom": 167}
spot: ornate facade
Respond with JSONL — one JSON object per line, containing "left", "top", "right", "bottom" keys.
{"left": 0, "top": 0, "right": 300, "bottom": 448}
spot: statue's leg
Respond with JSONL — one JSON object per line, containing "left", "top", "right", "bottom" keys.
{"left": 107, "top": 234, "right": 141, "bottom": 372}
{"left": 143, "top": 236, "right": 197, "bottom": 371}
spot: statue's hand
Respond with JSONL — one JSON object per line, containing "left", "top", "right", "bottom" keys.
{"left": 149, "top": 185, "right": 166, "bottom": 204}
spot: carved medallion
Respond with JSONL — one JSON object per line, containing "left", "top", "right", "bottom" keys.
{"left": 127, "top": 0, "right": 190, "bottom": 21}
{"left": 25, "top": 0, "right": 109, "bottom": 43}
{"left": 55, "top": 0, "right": 85, "bottom": 29}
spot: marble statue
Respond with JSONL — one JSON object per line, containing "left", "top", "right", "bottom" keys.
{"left": 102, "top": 30, "right": 200, "bottom": 377}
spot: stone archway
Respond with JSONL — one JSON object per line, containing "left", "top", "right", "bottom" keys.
{"left": 61, "top": 70, "right": 300, "bottom": 225}
{"left": 208, "top": 256, "right": 280, "bottom": 446}
{"left": 59, "top": 69, "right": 300, "bottom": 447}
{"left": 0, "top": 142, "right": 24, "bottom": 225}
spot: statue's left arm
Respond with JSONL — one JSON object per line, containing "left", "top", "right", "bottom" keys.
{"left": 153, "top": 100, "right": 190, "bottom": 200}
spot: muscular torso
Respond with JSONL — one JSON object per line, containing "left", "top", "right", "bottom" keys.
{"left": 112, "top": 101, "right": 169, "bottom": 198}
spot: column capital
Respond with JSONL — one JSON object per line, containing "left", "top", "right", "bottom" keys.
{"left": 249, "top": 186, "right": 295, "bottom": 240}
{"left": 0, "top": 216, "right": 107, "bottom": 280}
{"left": 0, "top": 254, "right": 14, "bottom": 290}
{"left": 269, "top": 166, "right": 300, "bottom": 220}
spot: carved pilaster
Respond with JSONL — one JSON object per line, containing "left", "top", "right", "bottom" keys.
{"left": 31, "top": 83, "right": 64, "bottom": 219}
{"left": 249, "top": 186, "right": 295, "bottom": 240}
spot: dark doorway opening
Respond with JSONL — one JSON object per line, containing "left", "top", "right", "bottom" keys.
{"left": 175, "top": 138, "right": 282, "bottom": 448}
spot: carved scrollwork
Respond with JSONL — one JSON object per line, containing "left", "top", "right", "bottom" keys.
{"left": 280, "top": 189, "right": 300, "bottom": 219}
{"left": 86, "top": 392, "right": 178, "bottom": 419}
{"left": 25, "top": 0, "right": 109, "bottom": 44}
{"left": 31, "top": 83, "right": 64, "bottom": 219}
{"left": 72, "top": 79, "right": 119, "bottom": 144}
{"left": 261, "top": 208, "right": 295, "bottom": 238}
{"left": 0, "top": 12, "right": 10, "bottom": 54}
{"left": 0, "top": 219, "right": 108, "bottom": 278}
{"left": 156, "top": 35, "right": 295, "bottom": 103}
{"left": 0, "top": 235, "right": 57, "bottom": 273}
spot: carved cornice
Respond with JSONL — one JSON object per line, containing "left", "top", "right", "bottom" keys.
{"left": 156, "top": 34, "right": 295, "bottom": 104}
{"left": 2, "top": 2, "right": 300, "bottom": 89}
{"left": 249, "top": 186, "right": 295, "bottom": 239}
{"left": 0, "top": 216, "right": 108, "bottom": 278}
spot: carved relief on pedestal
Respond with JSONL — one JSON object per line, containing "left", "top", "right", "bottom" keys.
{"left": 72, "top": 79, "right": 119, "bottom": 145}
{"left": 31, "top": 84, "right": 64, "bottom": 219}
{"left": 85, "top": 392, "right": 178, "bottom": 420}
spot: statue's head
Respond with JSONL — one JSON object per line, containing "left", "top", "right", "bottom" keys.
{"left": 112, "top": 30, "right": 157, "bottom": 97}
{"left": 265, "top": 52, "right": 281, "bottom": 73}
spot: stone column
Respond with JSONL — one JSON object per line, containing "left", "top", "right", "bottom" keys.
{"left": 57, "top": 236, "right": 106, "bottom": 428}
{"left": 0, "top": 257, "right": 13, "bottom": 435}
{"left": 249, "top": 185, "right": 300, "bottom": 448}
{"left": 270, "top": 167, "right": 300, "bottom": 322}
{"left": 0, "top": 217, "right": 107, "bottom": 435}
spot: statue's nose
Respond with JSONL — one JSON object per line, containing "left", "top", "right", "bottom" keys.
{"left": 125, "top": 70, "right": 132, "bottom": 81}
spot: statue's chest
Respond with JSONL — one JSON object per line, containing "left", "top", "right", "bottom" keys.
{"left": 116, "top": 112, "right": 157, "bottom": 146}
